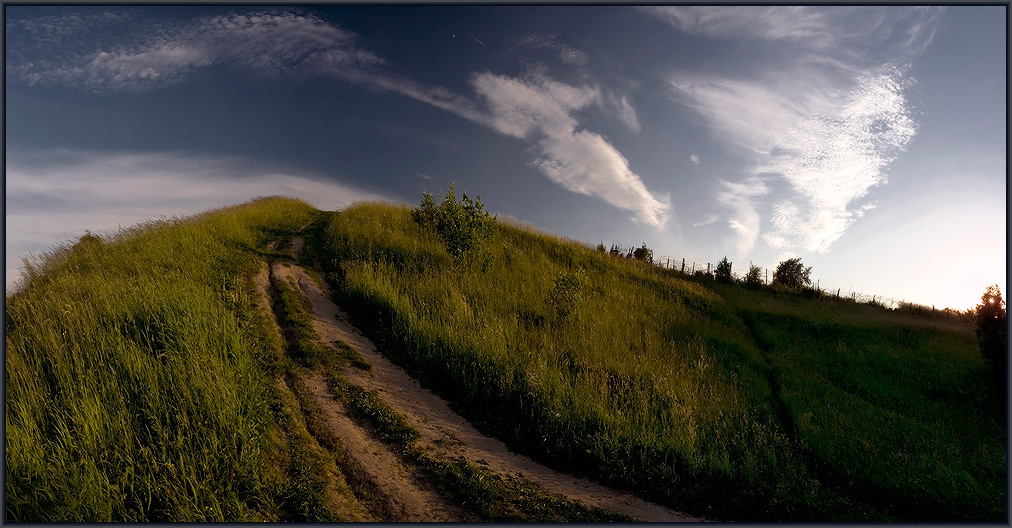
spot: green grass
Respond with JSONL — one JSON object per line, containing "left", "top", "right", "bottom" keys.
{"left": 318, "top": 201, "right": 1005, "bottom": 522}
{"left": 7, "top": 196, "right": 1003, "bottom": 522}
{"left": 5, "top": 197, "right": 318, "bottom": 521}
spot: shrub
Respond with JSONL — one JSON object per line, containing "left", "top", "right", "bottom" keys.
{"left": 743, "top": 261, "right": 763, "bottom": 287}
{"left": 413, "top": 182, "right": 495, "bottom": 263}
{"left": 772, "top": 257, "right": 812, "bottom": 290}
{"left": 632, "top": 243, "right": 653, "bottom": 264}
{"left": 547, "top": 268, "right": 589, "bottom": 321}
{"left": 595, "top": 242, "right": 606, "bottom": 253}
{"left": 715, "top": 257, "right": 733, "bottom": 283}
{"left": 973, "top": 285, "right": 1007, "bottom": 381}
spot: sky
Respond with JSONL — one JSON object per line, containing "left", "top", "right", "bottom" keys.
{"left": 5, "top": 5, "right": 1007, "bottom": 310}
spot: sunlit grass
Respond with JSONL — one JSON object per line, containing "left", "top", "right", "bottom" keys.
{"left": 319, "top": 202, "right": 1004, "bottom": 522}
{"left": 5, "top": 197, "right": 317, "bottom": 521}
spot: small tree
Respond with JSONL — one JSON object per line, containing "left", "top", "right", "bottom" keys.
{"left": 974, "top": 285, "right": 1007, "bottom": 380}
{"left": 772, "top": 257, "right": 812, "bottom": 290}
{"left": 596, "top": 242, "right": 607, "bottom": 253}
{"left": 633, "top": 243, "right": 653, "bottom": 264}
{"left": 715, "top": 256, "right": 733, "bottom": 283}
{"left": 743, "top": 261, "right": 763, "bottom": 287}
{"left": 412, "top": 181, "right": 494, "bottom": 263}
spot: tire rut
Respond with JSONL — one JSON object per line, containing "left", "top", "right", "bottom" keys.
{"left": 276, "top": 235, "right": 704, "bottom": 522}
{"left": 262, "top": 254, "right": 469, "bottom": 521}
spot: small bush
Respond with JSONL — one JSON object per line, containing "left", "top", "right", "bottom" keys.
{"left": 743, "top": 261, "right": 763, "bottom": 287}
{"left": 772, "top": 257, "right": 812, "bottom": 290}
{"left": 715, "top": 257, "right": 733, "bottom": 283}
{"left": 547, "top": 268, "right": 588, "bottom": 321}
{"left": 412, "top": 181, "right": 494, "bottom": 263}
{"left": 973, "top": 285, "right": 1007, "bottom": 381}
{"left": 632, "top": 243, "right": 653, "bottom": 264}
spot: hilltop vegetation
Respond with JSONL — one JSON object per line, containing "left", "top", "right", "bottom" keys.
{"left": 317, "top": 198, "right": 1004, "bottom": 522}
{"left": 5, "top": 195, "right": 1005, "bottom": 522}
{"left": 6, "top": 197, "right": 319, "bottom": 520}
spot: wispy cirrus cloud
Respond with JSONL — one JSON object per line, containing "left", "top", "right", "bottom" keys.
{"left": 716, "top": 178, "right": 769, "bottom": 254}
{"left": 655, "top": 6, "right": 942, "bottom": 255}
{"left": 471, "top": 72, "right": 668, "bottom": 228}
{"left": 6, "top": 9, "right": 383, "bottom": 92}
{"left": 6, "top": 8, "right": 669, "bottom": 229}
{"left": 642, "top": 6, "right": 832, "bottom": 45}
{"left": 513, "top": 33, "right": 589, "bottom": 66}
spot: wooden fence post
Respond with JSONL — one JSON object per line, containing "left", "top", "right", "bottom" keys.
{"left": 681, "top": 258, "right": 685, "bottom": 274}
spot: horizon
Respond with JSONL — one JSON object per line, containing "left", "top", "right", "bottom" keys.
{"left": 5, "top": 5, "right": 1007, "bottom": 310}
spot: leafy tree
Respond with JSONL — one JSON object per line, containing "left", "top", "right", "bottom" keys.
{"left": 772, "top": 257, "right": 812, "bottom": 290}
{"left": 973, "top": 284, "right": 1007, "bottom": 380}
{"left": 412, "top": 181, "right": 494, "bottom": 262}
{"left": 632, "top": 243, "right": 653, "bottom": 264}
{"left": 743, "top": 261, "right": 763, "bottom": 287}
{"left": 715, "top": 256, "right": 733, "bottom": 283}
{"left": 596, "top": 242, "right": 607, "bottom": 253}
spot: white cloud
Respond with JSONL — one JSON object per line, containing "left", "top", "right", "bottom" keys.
{"left": 605, "top": 93, "right": 642, "bottom": 133}
{"left": 690, "top": 154, "right": 700, "bottom": 165}
{"left": 716, "top": 179, "right": 769, "bottom": 255}
{"left": 661, "top": 6, "right": 941, "bottom": 255}
{"left": 514, "top": 33, "right": 588, "bottom": 66}
{"left": 472, "top": 72, "right": 669, "bottom": 228}
{"left": 692, "top": 213, "right": 718, "bottom": 227}
{"left": 5, "top": 149, "right": 391, "bottom": 292}
{"left": 6, "top": 10, "right": 383, "bottom": 93}
{"left": 7, "top": 9, "right": 669, "bottom": 230}
{"left": 642, "top": 6, "right": 833, "bottom": 45}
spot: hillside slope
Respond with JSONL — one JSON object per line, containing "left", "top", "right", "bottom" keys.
{"left": 316, "top": 201, "right": 1004, "bottom": 522}
{"left": 5, "top": 197, "right": 1005, "bottom": 522}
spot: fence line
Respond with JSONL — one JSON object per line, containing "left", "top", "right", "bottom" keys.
{"left": 598, "top": 244, "right": 961, "bottom": 313}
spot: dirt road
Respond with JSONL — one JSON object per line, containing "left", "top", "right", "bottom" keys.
{"left": 258, "top": 235, "right": 703, "bottom": 522}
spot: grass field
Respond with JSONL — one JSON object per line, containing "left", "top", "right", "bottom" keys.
{"left": 5, "top": 197, "right": 319, "bottom": 521}
{"left": 5, "top": 197, "right": 1004, "bottom": 522}
{"left": 318, "top": 201, "right": 1005, "bottom": 522}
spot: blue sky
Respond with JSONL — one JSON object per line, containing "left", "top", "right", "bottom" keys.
{"left": 5, "top": 5, "right": 1007, "bottom": 310}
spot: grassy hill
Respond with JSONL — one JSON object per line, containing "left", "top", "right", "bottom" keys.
{"left": 5, "top": 197, "right": 1005, "bottom": 522}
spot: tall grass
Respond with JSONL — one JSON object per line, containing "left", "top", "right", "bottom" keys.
{"left": 319, "top": 202, "right": 1005, "bottom": 522}
{"left": 5, "top": 197, "right": 317, "bottom": 521}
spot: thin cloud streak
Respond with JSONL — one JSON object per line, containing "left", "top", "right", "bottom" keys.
{"left": 6, "top": 10, "right": 383, "bottom": 93}
{"left": 6, "top": 8, "right": 671, "bottom": 229}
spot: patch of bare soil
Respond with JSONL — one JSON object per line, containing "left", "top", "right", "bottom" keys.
{"left": 278, "top": 237, "right": 703, "bottom": 522}
{"left": 269, "top": 258, "right": 468, "bottom": 522}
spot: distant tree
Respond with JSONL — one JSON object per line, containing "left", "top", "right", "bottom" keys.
{"left": 596, "top": 242, "right": 607, "bottom": 253}
{"left": 715, "top": 256, "right": 733, "bottom": 283}
{"left": 743, "top": 261, "right": 763, "bottom": 287}
{"left": 609, "top": 244, "right": 621, "bottom": 257}
{"left": 632, "top": 243, "right": 653, "bottom": 264}
{"left": 772, "top": 257, "right": 812, "bottom": 290}
{"left": 974, "top": 285, "right": 1007, "bottom": 381}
